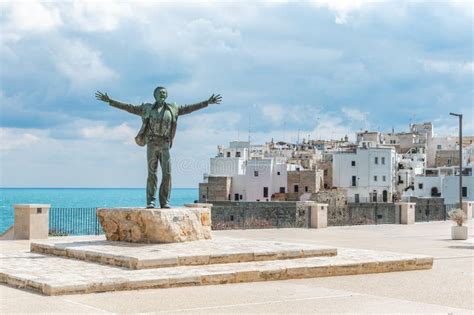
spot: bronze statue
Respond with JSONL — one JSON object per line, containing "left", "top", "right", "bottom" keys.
{"left": 96, "top": 87, "right": 221, "bottom": 208}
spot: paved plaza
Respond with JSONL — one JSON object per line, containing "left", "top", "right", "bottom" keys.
{"left": 0, "top": 221, "right": 472, "bottom": 313}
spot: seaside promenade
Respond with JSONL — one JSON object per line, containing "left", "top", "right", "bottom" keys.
{"left": 1, "top": 221, "right": 472, "bottom": 314}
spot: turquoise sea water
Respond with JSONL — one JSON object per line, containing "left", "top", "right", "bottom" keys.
{"left": 0, "top": 188, "right": 198, "bottom": 234}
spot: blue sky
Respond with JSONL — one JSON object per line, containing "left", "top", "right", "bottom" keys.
{"left": 0, "top": 0, "right": 473, "bottom": 188}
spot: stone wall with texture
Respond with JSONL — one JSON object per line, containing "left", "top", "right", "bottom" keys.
{"left": 347, "top": 203, "right": 399, "bottom": 225}
{"left": 210, "top": 201, "right": 314, "bottom": 230}
{"left": 409, "top": 197, "right": 447, "bottom": 221}
{"left": 310, "top": 189, "right": 348, "bottom": 226}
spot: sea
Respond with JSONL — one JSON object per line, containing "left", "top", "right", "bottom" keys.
{"left": 0, "top": 188, "right": 198, "bottom": 234}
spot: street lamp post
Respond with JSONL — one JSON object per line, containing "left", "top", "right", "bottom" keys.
{"left": 449, "top": 112, "right": 463, "bottom": 208}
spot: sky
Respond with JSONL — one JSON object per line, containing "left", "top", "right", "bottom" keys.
{"left": 0, "top": 0, "right": 473, "bottom": 188}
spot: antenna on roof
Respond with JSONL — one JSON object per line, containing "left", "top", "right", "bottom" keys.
{"left": 248, "top": 112, "right": 251, "bottom": 144}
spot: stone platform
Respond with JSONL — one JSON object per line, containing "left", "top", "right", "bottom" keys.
{"left": 30, "top": 237, "right": 337, "bottom": 269}
{"left": 1, "top": 235, "right": 433, "bottom": 296}
{"left": 97, "top": 207, "right": 211, "bottom": 243}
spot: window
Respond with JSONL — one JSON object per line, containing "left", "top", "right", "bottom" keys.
{"left": 277, "top": 171, "right": 281, "bottom": 175}
{"left": 254, "top": 171, "right": 258, "bottom": 177}
{"left": 226, "top": 152, "right": 231, "bottom": 157}
{"left": 351, "top": 176, "right": 356, "bottom": 187}
{"left": 383, "top": 175, "right": 386, "bottom": 182}
{"left": 235, "top": 151, "right": 241, "bottom": 158}
{"left": 381, "top": 157, "right": 385, "bottom": 165}
{"left": 375, "top": 157, "right": 379, "bottom": 164}
{"left": 294, "top": 185, "right": 299, "bottom": 193}
{"left": 240, "top": 194, "right": 243, "bottom": 200}
{"left": 447, "top": 159, "right": 452, "bottom": 166}
{"left": 351, "top": 160, "right": 356, "bottom": 166}
{"left": 437, "top": 145, "right": 442, "bottom": 150}
{"left": 279, "top": 187, "right": 285, "bottom": 193}
{"left": 374, "top": 176, "right": 378, "bottom": 181}
{"left": 234, "top": 194, "right": 239, "bottom": 201}
{"left": 296, "top": 167, "right": 300, "bottom": 171}
{"left": 263, "top": 187, "right": 269, "bottom": 198}
{"left": 324, "top": 169, "right": 328, "bottom": 176}
{"left": 418, "top": 183, "right": 423, "bottom": 189}
{"left": 202, "top": 194, "right": 206, "bottom": 198}
{"left": 462, "top": 186, "right": 468, "bottom": 197}
{"left": 305, "top": 186, "right": 309, "bottom": 192}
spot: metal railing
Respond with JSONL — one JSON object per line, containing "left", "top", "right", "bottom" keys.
{"left": 49, "top": 207, "right": 102, "bottom": 236}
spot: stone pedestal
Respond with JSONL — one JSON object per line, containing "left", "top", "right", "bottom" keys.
{"left": 461, "top": 201, "right": 473, "bottom": 219}
{"left": 13, "top": 204, "right": 50, "bottom": 240}
{"left": 309, "top": 203, "right": 328, "bottom": 229}
{"left": 396, "top": 202, "right": 415, "bottom": 224}
{"left": 96, "top": 207, "right": 212, "bottom": 243}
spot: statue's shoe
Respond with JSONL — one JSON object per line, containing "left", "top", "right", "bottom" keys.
{"left": 146, "top": 204, "right": 155, "bottom": 209}
{"left": 161, "top": 204, "right": 171, "bottom": 209}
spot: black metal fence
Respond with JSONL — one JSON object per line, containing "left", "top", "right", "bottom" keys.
{"left": 49, "top": 207, "right": 102, "bottom": 236}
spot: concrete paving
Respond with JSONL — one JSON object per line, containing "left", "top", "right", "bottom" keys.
{"left": 0, "top": 220, "right": 472, "bottom": 313}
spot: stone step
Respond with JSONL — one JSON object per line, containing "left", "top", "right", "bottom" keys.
{"left": 30, "top": 236, "right": 337, "bottom": 269}
{"left": 0, "top": 248, "right": 432, "bottom": 296}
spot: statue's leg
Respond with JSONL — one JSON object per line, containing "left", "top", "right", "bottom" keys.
{"left": 146, "top": 143, "right": 159, "bottom": 207}
{"left": 158, "top": 147, "right": 171, "bottom": 208}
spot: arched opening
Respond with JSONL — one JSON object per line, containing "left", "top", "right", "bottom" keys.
{"left": 431, "top": 187, "right": 440, "bottom": 197}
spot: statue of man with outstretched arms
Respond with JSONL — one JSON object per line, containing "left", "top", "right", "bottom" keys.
{"left": 96, "top": 87, "right": 222, "bottom": 209}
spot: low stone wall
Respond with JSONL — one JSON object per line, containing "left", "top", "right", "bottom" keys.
{"left": 347, "top": 203, "right": 399, "bottom": 225}
{"left": 210, "top": 201, "right": 313, "bottom": 230}
{"left": 209, "top": 197, "right": 449, "bottom": 230}
{"left": 409, "top": 197, "right": 446, "bottom": 221}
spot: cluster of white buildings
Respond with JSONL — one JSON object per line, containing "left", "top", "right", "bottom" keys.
{"left": 199, "top": 122, "right": 474, "bottom": 206}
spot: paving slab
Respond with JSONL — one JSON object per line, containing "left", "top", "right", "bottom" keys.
{"left": 30, "top": 236, "right": 337, "bottom": 269}
{"left": 0, "top": 247, "right": 432, "bottom": 296}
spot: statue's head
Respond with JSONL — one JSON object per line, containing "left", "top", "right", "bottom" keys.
{"left": 153, "top": 86, "right": 167, "bottom": 102}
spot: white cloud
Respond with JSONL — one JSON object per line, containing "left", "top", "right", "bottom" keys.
{"left": 3, "top": 0, "right": 62, "bottom": 32}
{"left": 65, "top": 0, "right": 132, "bottom": 32}
{"left": 311, "top": 112, "right": 355, "bottom": 141}
{"left": 308, "top": 0, "right": 379, "bottom": 24}
{"left": 80, "top": 123, "right": 135, "bottom": 143}
{"left": 0, "top": 128, "right": 42, "bottom": 151}
{"left": 261, "top": 104, "right": 285, "bottom": 124}
{"left": 341, "top": 107, "right": 368, "bottom": 122}
{"left": 419, "top": 59, "right": 474, "bottom": 74}
{"left": 54, "top": 40, "right": 118, "bottom": 89}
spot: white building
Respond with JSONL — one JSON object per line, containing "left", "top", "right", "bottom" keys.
{"left": 396, "top": 152, "right": 426, "bottom": 194}
{"left": 333, "top": 142, "right": 397, "bottom": 203}
{"left": 210, "top": 141, "right": 249, "bottom": 176}
{"left": 405, "top": 165, "right": 474, "bottom": 204}
{"left": 203, "top": 141, "right": 299, "bottom": 201}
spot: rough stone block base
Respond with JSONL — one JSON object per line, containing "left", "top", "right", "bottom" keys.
{"left": 96, "top": 207, "right": 211, "bottom": 243}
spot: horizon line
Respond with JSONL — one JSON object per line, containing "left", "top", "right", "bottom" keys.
{"left": 0, "top": 187, "right": 197, "bottom": 189}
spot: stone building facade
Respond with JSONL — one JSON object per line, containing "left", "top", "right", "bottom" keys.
{"left": 199, "top": 176, "right": 231, "bottom": 202}
{"left": 316, "top": 160, "right": 333, "bottom": 189}
{"left": 435, "top": 150, "right": 459, "bottom": 167}
{"left": 286, "top": 169, "right": 323, "bottom": 201}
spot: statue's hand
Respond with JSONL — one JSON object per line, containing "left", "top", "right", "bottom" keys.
{"left": 208, "top": 94, "right": 222, "bottom": 105}
{"left": 95, "top": 91, "right": 110, "bottom": 103}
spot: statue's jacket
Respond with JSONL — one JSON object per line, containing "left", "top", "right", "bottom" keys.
{"left": 108, "top": 99, "right": 208, "bottom": 148}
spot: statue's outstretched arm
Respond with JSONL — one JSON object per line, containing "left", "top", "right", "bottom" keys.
{"left": 95, "top": 91, "right": 144, "bottom": 116}
{"left": 178, "top": 94, "right": 222, "bottom": 116}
